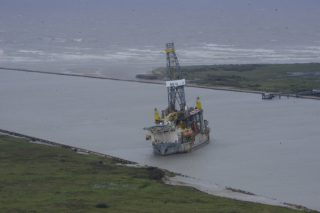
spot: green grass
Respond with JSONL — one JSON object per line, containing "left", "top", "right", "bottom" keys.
{"left": 0, "top": 135, "right": 312, "bottom": 212}
{"left": 149, "top": 63, "right": 320, "bottom": 93}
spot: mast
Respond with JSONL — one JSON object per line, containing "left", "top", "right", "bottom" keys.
{"left": 165, "top": 42, "right": 186, "bottom": 112}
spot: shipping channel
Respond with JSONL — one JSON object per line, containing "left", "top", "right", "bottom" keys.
{"left": 0, "top": 69, "right": 320, "bottom": 210}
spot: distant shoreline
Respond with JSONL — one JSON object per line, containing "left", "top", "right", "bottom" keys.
{"left": 1, "top": 66, "right": 319, "bottom": 101}
{"left": 137, "top": 63, "right": 320, "bottom": 100}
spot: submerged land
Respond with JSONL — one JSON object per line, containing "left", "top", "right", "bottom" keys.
{"left": 137, "top": 63, "right": 320, "bottom": 95}
{"left": 0, "top": 134, "right": 310, "bottom": 212}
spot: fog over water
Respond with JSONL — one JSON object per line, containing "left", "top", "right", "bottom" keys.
{"left": 1, "top": 0, "right": 320, "bottom": 78}
{"left": 1, "top": 70, "right": 320, "bottom": 210}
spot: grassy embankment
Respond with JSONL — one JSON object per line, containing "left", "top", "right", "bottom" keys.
{"left": 138, "top": 63, "right": 320, "bottom": 94}
{"left": 0, "top": 135, "right": 311, "bottom": 212}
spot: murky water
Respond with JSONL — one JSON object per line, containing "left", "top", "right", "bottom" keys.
{"left": 1, "top": 69, "right": 320, "bottom": 210}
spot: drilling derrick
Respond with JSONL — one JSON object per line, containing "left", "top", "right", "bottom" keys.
{"left": 144, "top": 42, "right": 211, "bottom": 155}
{"left": 165, "top": 42, "right": 186, "bottom": 112}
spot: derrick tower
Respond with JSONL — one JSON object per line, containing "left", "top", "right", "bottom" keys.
{"left": 165, "top": 42, "right": 186, "bottom": 113}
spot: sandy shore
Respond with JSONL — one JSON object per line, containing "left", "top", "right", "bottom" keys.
{"left": 165, "top": 175, "right": 314, "bottom": 211}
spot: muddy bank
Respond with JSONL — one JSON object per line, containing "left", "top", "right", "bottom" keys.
{"left": 165, "top": 175, "right": 315, "bottom": 212}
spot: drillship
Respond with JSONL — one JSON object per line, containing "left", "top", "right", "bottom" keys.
{"left": 144, "top": 43, "right": 210, "bottom": 155}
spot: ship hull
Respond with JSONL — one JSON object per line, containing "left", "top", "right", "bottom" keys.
{"left": 152, "top": 132, "right": 210, "bottom": 155}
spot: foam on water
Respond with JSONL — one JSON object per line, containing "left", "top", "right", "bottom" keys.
{"left": 1, "top": 0, "right": 320, "bottom": 77}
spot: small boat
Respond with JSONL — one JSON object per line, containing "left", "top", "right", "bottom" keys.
{"left": 262, "top": 93, "right": 275, "bottom": 100}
